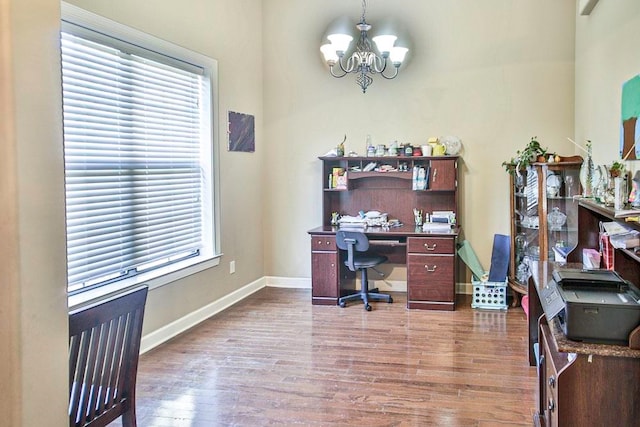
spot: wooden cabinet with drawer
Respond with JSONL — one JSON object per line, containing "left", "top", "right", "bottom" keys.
{"left": 534, "top": 315, "right": 640, "bottom": 426}
{"left": 310, "top": 234, "right": 340, "bottom": 305}
{"left": 407, "top": 236, "right": 456, "bottom": 310}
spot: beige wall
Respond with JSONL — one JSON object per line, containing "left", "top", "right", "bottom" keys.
{"left": 2, "top": 0, "right": 68, "bottom": 425}
{"left": 263, "top": 0, "right": 576, "bottom": 280}
{"left": 575, "top": 0, "right": 640, "bottom": 168}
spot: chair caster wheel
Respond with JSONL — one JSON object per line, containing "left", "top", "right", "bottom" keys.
{"left": 339, "top": 301, "right": 346, "bottom": 308}
{"left": 388, "top": 297, "right": 393, "bottom": 303}
{"left": 365, "top": 304, "right": 372, "bottom": 311}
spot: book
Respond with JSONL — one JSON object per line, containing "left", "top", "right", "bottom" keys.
{"left": 332, "top": 167, "right": 347, "bottom": 189}
{"left": 488, "top": 234, "right": 510, "bottom": 282}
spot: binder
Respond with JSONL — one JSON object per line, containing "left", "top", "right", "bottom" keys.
{"left": 488, "top": 234, "right": 510, "bottom": 282}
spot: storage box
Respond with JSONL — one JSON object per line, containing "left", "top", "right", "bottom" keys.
{"left": 471, "top": 275, "right": 508, "bottom": 310}
{"left": 582, "top": 248, "right": 601, "bottom": 269}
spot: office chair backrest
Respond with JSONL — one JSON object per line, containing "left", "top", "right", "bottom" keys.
{"left": 336, "top": 231, "right": 369, "bottom": 272}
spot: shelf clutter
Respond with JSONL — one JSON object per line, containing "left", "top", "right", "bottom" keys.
{"left": 324, "top": 136, "right": 462, "bottom": 159}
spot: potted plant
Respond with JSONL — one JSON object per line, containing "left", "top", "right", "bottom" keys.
{"left": 502, "top": 137, "right": 548, "bottom": 174}
{"left": 609, "top": 161, "right": 625, "bottom": 178}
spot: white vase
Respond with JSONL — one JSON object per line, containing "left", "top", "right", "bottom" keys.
{"left": 579, "top": 155, "right": 601, "bottom": 197}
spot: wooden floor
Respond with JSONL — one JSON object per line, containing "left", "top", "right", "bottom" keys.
{"left": 112, "top": 288, "right": 537, "bottom": 426}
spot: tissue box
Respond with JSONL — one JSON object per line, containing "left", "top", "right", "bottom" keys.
{"left": 582, "top": 248, "right": 601, "bottom": 269}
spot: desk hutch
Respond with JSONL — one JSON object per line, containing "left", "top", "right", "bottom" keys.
{"left": 308, "top": 155, "right": 460, "bottom": 310}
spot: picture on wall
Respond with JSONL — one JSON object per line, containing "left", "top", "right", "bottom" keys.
{"left": 228, "top": 111, "right": 255, "bottom": 153}
{"left": 620, "top": 74, "right": 640, "bottom": 160}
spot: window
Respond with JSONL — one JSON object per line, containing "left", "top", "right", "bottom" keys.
{"left": 61, "top": 3, "right": 220, "bottom": 295}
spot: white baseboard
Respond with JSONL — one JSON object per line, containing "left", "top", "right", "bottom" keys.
{"left": 141, "top": 276, "right": 473, "bottom": 353}
{"left": 265, "top": 276, "right": 310, "bottom": 288}
{"left": 367, "top": 279, "right": 407, "bottom": 292}
{"left": 265, "top": 276, "right": 473, "bottom": 295}
{"left": 457, "top": 281, "right": 473, "bottom": 295}
{"left": 139, "top": 277, "right": 266, "bottom": 354}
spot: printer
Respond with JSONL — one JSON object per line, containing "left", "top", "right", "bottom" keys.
{"left": 540, "top": 269, "right": 640, "bottom": 345}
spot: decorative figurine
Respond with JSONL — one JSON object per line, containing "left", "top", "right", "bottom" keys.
{"left": 413, "top": 208, "right": 423, "bottom": 226}
{"left": 330, "top": 212, "right": 340, "bottom": 226}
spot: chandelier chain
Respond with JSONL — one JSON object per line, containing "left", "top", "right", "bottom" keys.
{"left": 361, "top": 0, "right": 367, "bottom": 23}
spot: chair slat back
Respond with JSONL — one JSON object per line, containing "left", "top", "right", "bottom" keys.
{"left": 69, "top": 285, "right": 148, "bottom": 427}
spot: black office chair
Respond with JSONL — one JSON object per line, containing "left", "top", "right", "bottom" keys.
{"left": 336, "top": 231, "right": 393, "bottom": 311}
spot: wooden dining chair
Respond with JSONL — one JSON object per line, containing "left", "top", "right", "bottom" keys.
{"left": 68, "top": 285, "right": 148, "bottom": 427}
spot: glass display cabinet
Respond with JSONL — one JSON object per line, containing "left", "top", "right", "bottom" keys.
{"left": 508, "top": 159, "right": 583, "bottom": 304}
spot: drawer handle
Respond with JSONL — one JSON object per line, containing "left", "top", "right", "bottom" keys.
{"left": 424, "top": 265, "right": 437, "bottom": 272}
{"left": 548, "top": 399, "right": 555, "bottom": 413}
{"left": 326, "top": 241, "right": 331, "bottom": 245}
{"left": 548, "top": 375, "right": 555, "bottom": 388}
{"left": 423, "top": 243, "right": 437, "bottom": 251}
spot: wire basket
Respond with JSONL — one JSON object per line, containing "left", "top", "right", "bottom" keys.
{"left": 471, "top": 280, "right": 508, "bottom": 310}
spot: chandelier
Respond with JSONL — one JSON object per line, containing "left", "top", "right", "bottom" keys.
{"left": 320, "top": 0, "right": 409, "bottom": 93}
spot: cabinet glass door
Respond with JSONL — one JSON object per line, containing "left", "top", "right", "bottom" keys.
{"left": 544, "top": 165, "right": 581, "bottom": 262}
{"left": 513, "top": 166, "right": 540, "bottom": 284}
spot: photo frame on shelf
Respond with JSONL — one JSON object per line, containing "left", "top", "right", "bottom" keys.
{"left": 620, "top": 74, "right": 640, "bottom": 160}
{"left": 228, "top": 111, "right": 255, "bottom": 153}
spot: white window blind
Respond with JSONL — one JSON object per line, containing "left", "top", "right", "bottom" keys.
{"left": 61, "top": 29, "right": 208, "bottom": 293}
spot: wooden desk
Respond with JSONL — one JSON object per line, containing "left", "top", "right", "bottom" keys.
{"left": 308, "top": 225, "right": 459, "bottom": 310}
{"left": 311, "top": 155, "right": 460, "bottom": 310}
{"left": 527, "top": 261, "right": 640, "bottom": 426}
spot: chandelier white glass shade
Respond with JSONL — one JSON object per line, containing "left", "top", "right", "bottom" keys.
{"left": 320, "top": 0, "right": 409, "bottom": 93}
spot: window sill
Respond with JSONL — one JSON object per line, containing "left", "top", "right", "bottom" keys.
{"left": 68, "top": 254, "right": 222, "bottom": 311}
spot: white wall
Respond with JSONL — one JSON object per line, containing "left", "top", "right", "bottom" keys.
{"left": 575, "top": 0, "right": 640, "bottom": 169}
{"left": 262, "top": 0, "right": 576, "bottom": 280}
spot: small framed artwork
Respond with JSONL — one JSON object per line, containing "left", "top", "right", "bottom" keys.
{"left": 228, "top": 111, "right": 255, "bottom": 153}
{"left": 621, "top": 75, "right": 640, "bottom": 160}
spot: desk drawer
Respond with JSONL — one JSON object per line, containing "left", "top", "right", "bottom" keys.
{"left": 311, "top": 235, "right": 336, "bottom": 251}
{"left": 407, "top": 254, "right": 454, "bottom": 302}
{"left": 407, "top": 237, "right": 454, "bottom": 255}
{"left": 407, "top": 255, "right": 454, "bottom": 283}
